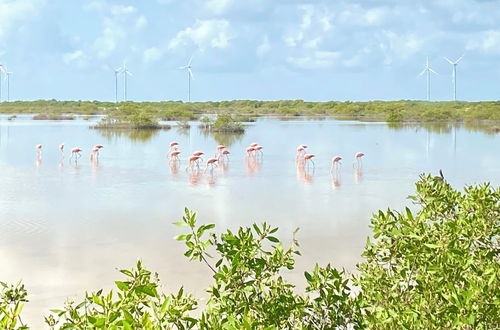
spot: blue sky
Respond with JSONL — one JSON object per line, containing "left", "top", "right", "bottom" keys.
{"left": 0, "top": 0, "right": 499, "bottom": 102}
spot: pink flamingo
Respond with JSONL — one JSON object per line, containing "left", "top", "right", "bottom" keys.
{"left": 353, "top": 152, "right": 365, "bottom": 169}
{"left": 169, "top": 150, "right": 181, "bottom": 161}
{"left": 330, "top": 156, "right": 342, "bottom": 172}
{"left": 70, "top": 147, "right": 82, "bottom": 162}
{"left": 90, "top": 146, "right": 100, "bottom": 161}
{"left": 205, "top": 157, "right": 218, "bottom": 172}
{"left": 35, "top": 144, "right": 42, "bottom": 158}
{"left": 246, "top": 146, "right": 255, "bottom": 157}
{"left": 169, "top": 141, "right": 179, "bottom": 152}
{"left": 249, "top": 142, "right": 259, "bottom": 147}
{"left": 303, "top": 153, "right": 315, "bottom": 168}
{"left": 186, "top": 155, "right": 201, "bottom": 170}
{"left": 253, "top": 145, "right": 263, "bottom": 156}
{"left": 218, "top": 149, "right": 230, "bottom": 161}
{"left": 296, "top": 145, "right": 307, "bottom": 161}
{"left": 94, "top": 144, "right": 104, "bottom": 150}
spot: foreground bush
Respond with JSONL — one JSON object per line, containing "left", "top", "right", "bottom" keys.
{"left": 2, "top": 175, "right": 499, "bottom": 329}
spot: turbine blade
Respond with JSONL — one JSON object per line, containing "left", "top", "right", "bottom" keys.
{"left": 418, "top": 68, "right": 427, "bottom": 76}
{"left": 126, "top": 70, "right": 133, "bottom": 76}
{"left": 179, "top": 65, "right": 188, "bottom": 69}
{"left": 188, "top": 68, "right": 194, "bottom": 79}
{"left": 188, "top": 55, "right": 193, "bottom": 66}
{"left": 429, "top": 68, "right": 438, "bottom": 74}
{"left": 444, "top": 57, "right": 454, "bottom": 64}
{"left": 455, "top": 54, "right": 464, "bottom": 63}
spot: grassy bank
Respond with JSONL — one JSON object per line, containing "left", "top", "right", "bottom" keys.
{"left": 1, "top": 100, "right": 500, "bottom": 122}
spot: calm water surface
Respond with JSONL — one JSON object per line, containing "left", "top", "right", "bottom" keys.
{"left": 1, "top": 116, "right": 499, "bottom": 326}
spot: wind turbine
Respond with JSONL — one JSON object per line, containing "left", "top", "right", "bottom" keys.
{"left": 121, "top": 62, "right": 133, "bottom": 101}
{"left": 444, "top": 55, "right": 464, "bottom": 101}
{"left": 418, "top": 56, "right": 438, "bottom": 101}
{"left": 0, "top": 65, "right": 4, "bottom": 102}
{"left": 111, "top": 65, "right": 124, "bottom": 103}
{"left": 179, "top": 56, "right": 194, "bottom": 102}
{"left": 5, "top": 68, "right": 12, "bottom": 102}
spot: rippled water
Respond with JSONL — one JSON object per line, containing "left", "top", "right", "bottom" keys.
{"left": 0, "top": 115, "right": 499, "bottom": 327}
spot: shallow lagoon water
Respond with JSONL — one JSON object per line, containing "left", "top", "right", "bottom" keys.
{"left": 0, "top": 116, "right": 499, "bottom": 326}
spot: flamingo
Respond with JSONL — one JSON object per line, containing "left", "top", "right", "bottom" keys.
{"left": 246, "top": 146, "right": 255, "bottom": 157}
{"left": 205, "top": 157, "right": 218, "bottom": 172}
{"left": 330, "top": 156, "right": 342, "bottom": 172}
{"left": 303, "top": 153, "right": 315, "bottom": 168}
{"left": 353, "top": 152, "right": 365, "bottom": 169}
{"left": 35, "top": 144, "right": 42, "bottom": 157}
{"left": 59, "top": 144, "right": 64, "bottom": 154}
{"left": 169, "top": 141, "right": 179, "bottom": 153}
{"left": 249, "top": 142, "right": 259, "bottom": 147}
{"left": 296, "top": 145, "right": 307, "bottom": 161}
{"left": 253, "top": 145, "right": 263, "bottom": 156}
{"left": 70, "top": 147, "right": 82, "bottom": 162}
{"left": 169, "top": 150, "right": 181, "bottom": 161}
{"left": 90, "top": 146, "right": 100, "bottom": 161}
{"left": 94, "top": 144, "right": 104, "bottom": 150}
{"left": 218, "top": 149, "right": 230, "bottom": 161}
{"left": 186, "top": 155, "right": 201, "bottom": 171}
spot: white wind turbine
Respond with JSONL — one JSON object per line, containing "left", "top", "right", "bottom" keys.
{"left": 121, "top": 62, "right": 133, "bottom": 101}
{"left": 179, "top": 56, "right": 194, "bottom": 102}
{"left": 418, "top": 56, "right": 438, "bottom": 101}
{"left": 0, "top": 65, "right": 4, "bottom": 102}
{"left": 444, "top": 55, "right": 464, "bottom": 101}
{"left": 5, "top": 67, "right": 13, "bottom": 102}
{"left": 110, "top": 64, "right": 124, "bottom": 103}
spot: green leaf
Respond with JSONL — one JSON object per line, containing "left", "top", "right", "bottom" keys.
{"left": 266, "top": 236, "right": 279, "bottom": 243}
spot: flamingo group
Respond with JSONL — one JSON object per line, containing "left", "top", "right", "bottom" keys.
{"left": 34, "top": 141, "right": 365, "bottom": 186}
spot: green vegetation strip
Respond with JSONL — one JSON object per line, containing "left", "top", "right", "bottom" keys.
{"left": 1, "top": 100, "right": 500, "bottom": 122}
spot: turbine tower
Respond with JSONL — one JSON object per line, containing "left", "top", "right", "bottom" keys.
{"left": 418, "top": 56, "right": 438, "bottom": 101}
{"left": 5, "top": 69, "right": 12, "bottom": 102}
{"left": 111, "top": 65, "right": 124, "bottom": 103}
{"left": 121, "top": 62, "right": 133, "bottom": 101}
{"left": 0, "top": 65, "right": 4, "bottom": 102}
{"left": 444, "top": 55, "right": 464, "bottom": 101}
{"left": 179, "top": 56, "right": 194, "bottom": 102}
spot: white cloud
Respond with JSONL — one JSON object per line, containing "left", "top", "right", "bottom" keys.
{"left": 135, "top": 15, "right": 147, "bottom": 29}
{"left": 93, "top": 18, "right": 125, "bottom": 58}
{"left": 287, "top": 51, "right": 341, "bottom": 69}
{"left": 63, "top": 50, "right": 88, "bottom": 67}
{"left": 383, "top": 31, "right": 423, "bottom": 59}
{"left": 168, "top": 19, "right": 234, "bottom": 50}
{"left": 0, "top": 0, "right": 44, "bottom": 41}
{"left": 205, "top": 0, "right": 232, "bottom": 15}
{"left": 143, "top": 47, "right": 163, "bottom": 63}
{"left": 110, "top": 5, "right": 136, "bottom": 16}
{"left": 466, "top": 30, "right": 500, "bottom": 55}
{"left": 256, "top": 35, "right": 270, "bottom": 57}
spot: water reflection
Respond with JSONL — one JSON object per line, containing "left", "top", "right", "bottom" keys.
{"left": 354, "top": 169, "right": 363, "bottom": 184}
{"left": 244, "top": 155, "right": 262, "bottom": 176}
{"left": 199, "top": 128, "right": 244, "bottom": 147}
{"left": 96, "top": 129, "right": 159, "bottom": 142}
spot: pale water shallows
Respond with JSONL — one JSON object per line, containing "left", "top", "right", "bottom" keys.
{"left": 1, "top": 116, "right": 499, "bottom": 327}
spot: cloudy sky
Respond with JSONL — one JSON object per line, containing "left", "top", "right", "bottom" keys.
{"left": 0, "top": 0, "right": 499, "bottom": 102}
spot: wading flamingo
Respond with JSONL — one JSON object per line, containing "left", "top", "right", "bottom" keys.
{"left": 70, "top": 147, "right": 82, "bottom": 162}
{"left": 246, "top": 146, "right": 255, "bottom": 157}
{"left": 218, "top": 149, "right": 230, "bottom": 161}
{"left": 303, "top": 153, "right": 315, "bottom": 168}
{"left": 296, "top": 145, "right": 307, "bottom": 161}
{"left": 169, "top": 150, "right": 181, "bottom": 161}
{"left": 330, "top": 156, "right": 342, "bottom": 172}
{"left": 253, "top": 145, "right": 263, "bottom": 156}
{"left": 205, "top": 157, "right": 218, "bottom": 172}
{"left": 90, "top": 146, "right": 100, "bottom": 161}
{"left": 36, "top": 144, "right": 42, "bottom": 157}
{"left": 353, "top": 152, "right": 364, "bottom": 169}
{"left": 169, "top": 141, "right": 179, "bottom": 151}
{"left": 186, "top": 155, "right": 201, "bottom": 171}
{"left": 250, "top": 142, "right": 259, "bottom": 147}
